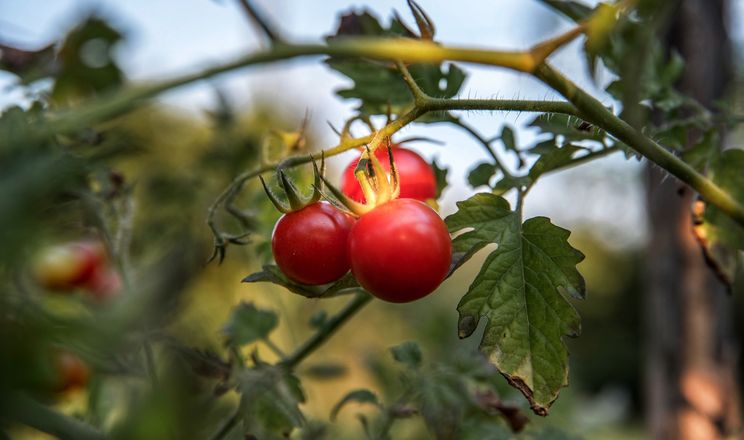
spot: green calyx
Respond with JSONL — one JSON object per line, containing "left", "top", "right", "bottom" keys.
{"left": 260, "top": 154, "right": 325, "bottom": 214}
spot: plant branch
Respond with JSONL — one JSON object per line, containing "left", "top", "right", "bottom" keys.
{"left": 534, "top": 62, "right": 744, "bottom": 226}
{"left": 4, "top": 393, "right": 107, "bottom": 440}
{"left": 235, "top": 0, "right": 284, "bottom": 44}
{"left": 281, "top": 292, "right": 372, "bottom": 369}
{"left": 395, "top": 60, "right": 427, "bottom": 104}
{"left": 446, "top": 115, "right": 515, "bottom": 179}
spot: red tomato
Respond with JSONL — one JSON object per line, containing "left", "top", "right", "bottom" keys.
{"left": 348, "top": 199, "right": 451, "bottom": 303}
{"left": 86, "top": 268, "right": 122, "bottom": 301}
{"left": 272, "top": 202, "right": 356, "bottom": 285}
{"left": 54, "top": 351, "right": 90, "bottom": 392}
{"left": 34, "top": 241, "right": 106, "bottom": 291}
{"left": 341, "top": 146, "right": 437, "bottom": 203}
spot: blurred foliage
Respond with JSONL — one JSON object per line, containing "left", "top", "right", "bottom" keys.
{"left": 1, "top": 1, "right": 743, "bottom": 439}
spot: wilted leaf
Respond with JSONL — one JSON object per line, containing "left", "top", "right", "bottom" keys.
{"left": 692, "top": 149, "right": 744, "bottom": 287}
{"left": 223, "top": 302, "right": 278, "bottom": 347}
{"left": 445, "top": 193, "right": 585, "bottom": 415}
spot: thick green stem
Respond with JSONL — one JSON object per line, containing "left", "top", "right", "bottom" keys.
{"left": 534, "top": 63, "right": 744, "bottom": 226}
{"left": 3, "top": 394, "right": 107, "bottom": 440}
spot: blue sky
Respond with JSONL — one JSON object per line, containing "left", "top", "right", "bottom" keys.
{"left": 0, "top": 0, "right": 663, "bottom": 248}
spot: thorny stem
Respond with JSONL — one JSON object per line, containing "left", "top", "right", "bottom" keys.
{"left": 534, "top": 62, "right": 744, "bottom": 225}
{"left": 10, "top": 29, "right": 739, "bottom": 230}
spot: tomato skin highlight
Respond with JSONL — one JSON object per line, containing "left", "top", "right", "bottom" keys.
{"left": 272, "top": 202, "right": 356, "bottom": 285}
{"left": 341, "top": 146, "right": 437, "bottom": 203}
{"left": 348, "top": 199, "right": 452, "bottom": 303}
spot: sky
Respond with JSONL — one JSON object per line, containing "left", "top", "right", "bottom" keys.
{"left": 0, "top": 0, "right": 664, "bottom": 249}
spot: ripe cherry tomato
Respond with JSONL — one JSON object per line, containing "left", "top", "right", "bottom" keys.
{"left": 272, "top": 202, "right": 355, "bottom": 285}
{"left": 34, "top": 241, "right": 106, "bottom": 291}
{"left": 348, "top": 199, "right": 451, "bottom": 303}
{"left": 54, "top": 351, "right": 90, "bottom": 393}
{"left": 341, "top": 146, "right": 437, "bottom": 203}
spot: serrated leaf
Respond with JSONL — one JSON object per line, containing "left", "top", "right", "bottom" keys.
{"left": 243, "top": 265, "right": 360, "bottom": 298}
{"left": 330, "top": 389, "right": 380, "bottom": 421}
{"left": 467, "top": 162, "right": 497, "bottom": 188}
{"left": 445, "top": 193, "right": 585, "bottom": 415}
{"left": 693, "top": 149, "right": 744, "bottom": 287}
{"left": 390, "top": 341, "right": 422, "bottom": 368}
{"left": 326, "top": 10, "right": 465, "bottom": 117}
{"left": 223, "top": 302, "right": 278, "bottom": 347}
{"left": 238, "top": 366, "right": 306, "bottom": 438}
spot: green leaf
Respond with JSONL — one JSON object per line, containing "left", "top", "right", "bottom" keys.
{"left": 682, "top": 129, "right": 718, "bottom": 171}
{"left": 528, "top": 114, "right": 603, "bottom": 143}
{"left": 528, "top": 144, "right": 581, "bottom": 181}
{"left": 467, "top": 162, "right": 497, "bottom": 188}
{"left": 693, "top": 149, "right": 744, "bottom": 287}
{"left": 325, "top": 10, "right": 465, "bottom": 118}
{"left": 500, "top": 125, "right": 517, "bottom": 152}
{"left": 243, "top": 265, "right": 360, "bottom": 298}
{"left": 330, "top": 389, "right": 380, "bottom": 421}
{"left": 53, "top": 16, "right": 125, "bottom": 103}
{"left": 238, "top": 366, "right": 306, "bottom": 438}
{"left": 445, "top": 193, "right": 585, "bottom": 415}
{"left": 223, "top": 302, "right": 278, "bottom": 347}
{"left": 390, "top": 341, "right": 422, "bottom": 369}
{"left": 538, "top": 0, "right": 593, "bottom": 22}
{"left": 431, "top": 157, "right": 449, "bottom": 199}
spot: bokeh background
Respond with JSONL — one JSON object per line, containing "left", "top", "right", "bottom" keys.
{"left": 2, "top": 1, "right": 744, "bottom": 439}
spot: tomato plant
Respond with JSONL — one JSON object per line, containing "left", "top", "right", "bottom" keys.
{"left": 341, "top": 145, "right": 436, "bottom": 203}
{"left": 2, "top": 1, "right": 744, "bottom": 439}
{"left": 272, "top": 201, "right": 355, "bottom": 285}
{"left": 348, "top": 198, "right": 451, "bottom": 302}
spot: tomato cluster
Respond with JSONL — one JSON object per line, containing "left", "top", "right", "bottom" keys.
{"left": 33, "top": 240, "right": 122, "bottom": 301}
{"left": 269, "top": 146, "right": 451, "bottom": 303}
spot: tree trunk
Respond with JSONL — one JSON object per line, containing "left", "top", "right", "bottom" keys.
{"left": 645, "top": 1, "right": 741, "bottom": 439}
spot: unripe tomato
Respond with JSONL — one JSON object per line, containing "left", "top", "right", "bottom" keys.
{"left": 34, "top": 241, "right": 106, "bottom": 291}
{"left": 341, "top": 146, "right": 437, "bottom": 203}
{"left": 54, "top": 351, "right": 90, "bottom": 393}
{"left": 272, "top": 202, "right": 356, "bottom": 285}
{"left": 348, "top": 199, "right": 451, "bottom": 303}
